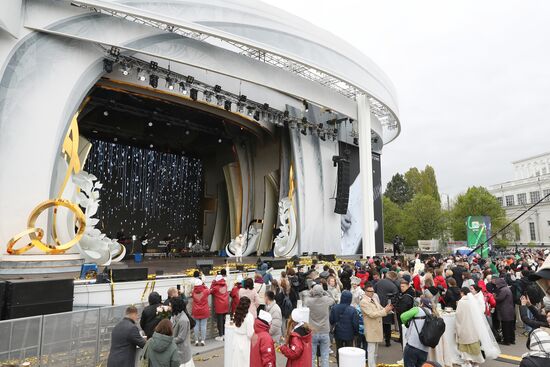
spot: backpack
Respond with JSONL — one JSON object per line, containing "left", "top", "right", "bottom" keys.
{"left": 412, "top": 307, "right": 446, "bottom": 348}
{"left": 281, "top": 292, "right": 293, "bottom": 318}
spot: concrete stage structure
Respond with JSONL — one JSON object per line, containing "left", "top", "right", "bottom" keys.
{"left": 0, "top": 0, "right": 401, "bottom": 272}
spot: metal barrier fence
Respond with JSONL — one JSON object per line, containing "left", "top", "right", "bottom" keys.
{"left": 0, "top": 303, "right": 146, "bottom": 367}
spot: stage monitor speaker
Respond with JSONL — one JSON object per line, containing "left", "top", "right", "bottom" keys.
{"left": 319, "top": 254, "right": 336, "bottom": 262}
{"left": 334, "top": 158, "right": 350, "bottom": 214}
{"left": 111, "top": 268, "right": 149, "bottom": 282}
{"left": 0, "top": 281, "right": 5, "bottom": 320}
{"left": 4, "top": 279, "right": 73, "bottom": 320}
{"left": 268, "top": 260, "right": 288, "bottom": 270}
{"left": 236, "top": 265, "right": 245, "bottom": 271}
{"left": 196, "top": 259, "right": 214, "bottom": 275}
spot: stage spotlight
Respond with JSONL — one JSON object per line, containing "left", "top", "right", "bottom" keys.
{"left": 186, "top": 75, "right": 195, "bottom": 84}
{"left": 137, "top": 68, "right": 146, "bottom": 81}
{"left": 103, "top": 111, "right": 109, "bottom": 116}
{"left": 303, "top": 99, "right": 309, "bottom": 112}
{"left": 246, "top": 106, "right": 255, "bottom": 117}
{"left": 150, "top": 61, "right": 159, "bottom": 70}
{"left": 237, "top": 103, "right": 245, "bottom": 113}
{"left": 214, "top": 85, "right": 222, "bottom": 93}
{"left": 178, "top": 81, "right": 187, "bottom": 94}
{"left": 204, "top": 91, "right": 213, "bottom": 103}
{"left": 253, "top": 110, "right": 260, "bottom": 121}
{"left": 113, "top": 137, "right": 118, "bottom": 142}
{"left": 239, "top": 95, "right": 247, "bottom": 103}
{"left": 224, "top": 100, "right": 232, "bottom": 111}
{"left": 190, "top": 88, "right": 198, "bottom": 101}
{"left": 109, "top": 46, "right": 120, "bottom": 57}
{"left": 301, "top": 127, "right": 307, "bottom": 135}
{"left": 320, "top": 132, "right": 326, "bottom": 141}
{"left": 283, "top": 110, "right": 289, "bottom": 118}
{"left": 185, "top": 130, "right": 190, "bottom": 135}
{"left": 216, "top": 95, "right": 224, "bottom": 106}
{"left": 149, "top": 144, "right": 154, "bottom": 148}
{"left": 263, "top": 103, "right": 269, "bottom": 110}
{"left": 165, "top": 76, "right": 175, "bottom": 90}
{"left": 218, "top": 138, "right": 223, "bottom": 143}
{"left": 120, "top": 62, "right": 130, "bottom": 75}
{"left": 149, "top": 74, "right": 159, "bottom": 88}
{"left": 353, "top": 137, "right": 359, "bottom": 145}
{"left": 103, "top": 59, "right": 114, "bottom": 73}
{"left": 148, "top": 122, "right": 153, "bottom": 127}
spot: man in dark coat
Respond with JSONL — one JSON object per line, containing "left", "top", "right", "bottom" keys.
{"left": 107, "top": 305, "right": 146, "bottom": 367}
{"left": 375, "top": 271, "right": 399, "bottom": 346}
{"left": 395, "top": 279, "right": 415, "bottom": 344}
{"left": 494, "top": 277, "right": 516, "bottom": 345}
{"left": 140, "top": 291, "right": 162, "bottom": 338}
{"left": 329, "top": 290, "right": 359, "bottom": 364}
{"left": 451, "top": 261, "right": 467, "bottom": 288}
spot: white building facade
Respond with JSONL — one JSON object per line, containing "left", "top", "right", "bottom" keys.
{"left": 488, "top": 152, "right": 550, "bottom": 245}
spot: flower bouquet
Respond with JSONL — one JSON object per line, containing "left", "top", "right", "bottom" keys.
{"left": 156, "top": 305, "right": 172, "bottom": 320}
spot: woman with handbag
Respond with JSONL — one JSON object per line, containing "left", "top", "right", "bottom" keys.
{"left": 171, "top": 298, "right": 194, "bottom": 367}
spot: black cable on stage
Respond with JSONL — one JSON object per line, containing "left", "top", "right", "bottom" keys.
{"left": 467, "top": 191, "right": 550, "bottom": 257}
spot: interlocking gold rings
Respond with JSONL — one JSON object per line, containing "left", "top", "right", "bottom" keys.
{"left": 6, "top": 199, "right": 86, "bottom": 255}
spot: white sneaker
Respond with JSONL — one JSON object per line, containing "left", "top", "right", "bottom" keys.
{"left": 200, "top": 340, "right": 205, "bottom": 346}
{"left": 195, "top": 341, "right": 199, "bottom": 346}
{"left": 215, "top": 336, "right": 223, "bottom": 341}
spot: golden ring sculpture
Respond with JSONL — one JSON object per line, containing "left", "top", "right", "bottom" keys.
{"left": 7, "top": 199, "right": 86, "bottom": 255}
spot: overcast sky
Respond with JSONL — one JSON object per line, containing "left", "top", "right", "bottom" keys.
{"left": 263, "top": 0, "right": 550, "bottom": 197}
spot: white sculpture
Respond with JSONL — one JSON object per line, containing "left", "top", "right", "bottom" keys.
{"left": 273, "top": 197, "right": 297, "bottom": 257}
{"left": 72, "top": 171, "right": 125, "bottom": 265}
{"left": 225, "top": 228, "right": 262, "bottom": 258}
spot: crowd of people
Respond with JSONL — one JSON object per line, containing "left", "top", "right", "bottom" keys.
{"left": 106, "top": 248, "right": 550, "bottom": 367}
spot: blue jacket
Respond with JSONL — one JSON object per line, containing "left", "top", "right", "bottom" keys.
{"left": 329, "top": 291, "right": 359, "bottom": 341}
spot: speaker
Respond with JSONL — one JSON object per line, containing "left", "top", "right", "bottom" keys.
{"left": 267, "top": 259, "right": 288, "bottom": 270}
{"left": 196, "top": 259, "right": 213, "bottom": 275}
{"left": 334, "top": 157, "right": 350, "bottom": 214}
{"left": 4, "top": 279, "right": 73, "bottom": 319}
{"left": 111, "top": 267, "right": 148, "bottom": 282}
{"left": 319, "top": 254, "right": 336, "bottom": 262}
{"left": 0, "top": 281, "right": 5, "bottom": 320}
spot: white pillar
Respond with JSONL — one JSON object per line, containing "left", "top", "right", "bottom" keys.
{"left": 357, "top": 95, "right": 376, "bottom": 257}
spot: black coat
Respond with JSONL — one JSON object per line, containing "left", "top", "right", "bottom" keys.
{"left": 443, "top": 287, "right": 461, "bottom": 310}
{"left": 374, "top": 278, "right": 398, "bottom": 324}
{"left": 495, "top": 278, "right": 515, "bottom": 321}
{"left": 395, "top": 286, "right": 415, "bottom": 316}
{"left": 107, "top": 317, "right": 146, "bottom": 367}
{"left": 451, "top": 265, "right": 466, "bottom": 288}
{"left": 329, "top": 291, "right": 359, "bottom": 341}
{"left": 520, "top": 356, "right": 549, "bottom": 367}
{"left": 141, "top": 292, "right": 162, "bottom": 338}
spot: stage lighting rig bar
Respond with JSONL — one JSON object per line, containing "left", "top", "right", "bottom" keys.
{"left": 70, "top": 0, "right": 399, "bottom": 133}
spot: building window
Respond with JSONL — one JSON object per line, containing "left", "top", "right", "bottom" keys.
{"left": 505, "top": 195, "right": 515, "bottom": 206}
{"left": 543, "top": 189, "right": 550, "bottom": 200}
{"left": 496, "top": 197, "right": 503, "bottom": 206}
{"left": 530, "top": 191, "right": 541, "bottom": 203}
{"left": 529, "top": 222, "right": 536, "bottom": 241}
{"left": 517, "top": 193, "right": 527, "bottom": 205}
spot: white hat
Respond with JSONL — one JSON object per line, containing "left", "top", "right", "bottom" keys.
{"left": 215, "top": 274, "right": 223, "bottom": 282}
{"left": 194, "top": 278, "right": 203, "bottom": 286}
{"left": 291, "top": 307, "right": 310, "bottom": 324}
{"left": 258, "top": 310, "right": 272, "bottom": 324}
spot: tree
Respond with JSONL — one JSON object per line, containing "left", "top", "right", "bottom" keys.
{"left": 383, "top": 196, "right": 403, "bottom": 242}
{"left": 404, "top": 165, "right": 440, "bottom": 203}
{"left": 384, "top": 173, "right": 412, "bottom": 207}
{"left": 450, "top": 186, "right": 506, "bottom": 241}
{"left": 400, "top": 194, "right": 444, "bottom": 247}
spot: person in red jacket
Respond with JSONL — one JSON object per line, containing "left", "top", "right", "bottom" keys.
{"left": 210, "top": 274, "right": 230, "bottom": 341}
{"left": 434, "top": 269, "right": 448, "bottom": 289}
{"left": 280, "top": 308, "right": 312, "bottom": 367}
{"left": 250, "top": 310, "right": 277, "bottom": 367}
{"left": 191, "top": 278, "right": 210, "bottom": 346}
{"left": 230, "top": 277, "right": 243, "bottom": 315}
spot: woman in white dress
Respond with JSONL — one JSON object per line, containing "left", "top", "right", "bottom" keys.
{"left": 229, "top": 296, "right": 254, "bottom": 367}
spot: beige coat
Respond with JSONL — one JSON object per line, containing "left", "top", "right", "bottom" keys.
{"left": 360, "top": 297, "right": 388, "bottom": 343}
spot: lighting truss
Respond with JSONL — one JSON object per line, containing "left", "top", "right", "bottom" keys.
{"left": 69, "top": 1, "right": 399, "bottom": 132}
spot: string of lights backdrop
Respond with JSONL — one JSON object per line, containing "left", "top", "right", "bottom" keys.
{"left": 84, "top": 139, "right": 203, "bottom": 245}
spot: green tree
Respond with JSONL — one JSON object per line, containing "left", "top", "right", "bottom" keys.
{"left": 400, "top": 194, "right": 444, "bottom": 246}
{"left": 404, "top": 165, "right": 440, "bottom": 203}
{"left": 383, "top": 196, "right": 403, "bottom": 242}
{"left": 384, "top": 173, "right": 413, "bottom": 207}
{"left": 450, "top": 186, "right": 506, "bottom": 241}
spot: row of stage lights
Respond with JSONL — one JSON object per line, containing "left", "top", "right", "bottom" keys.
{"left": 103, "top": 48, "right": 358, "bottom": 142}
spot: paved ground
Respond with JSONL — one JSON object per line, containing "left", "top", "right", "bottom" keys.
{"left": 190, "top": 332, "right": 527, "bottom": 366}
